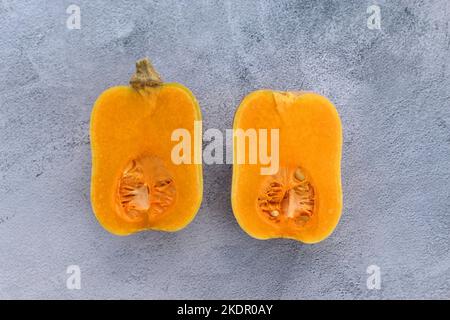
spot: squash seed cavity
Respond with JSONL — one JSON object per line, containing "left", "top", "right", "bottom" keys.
{"left": 118, "top": 155, "right": 176, "bottom": 222}
{"left": 257, "top": 167, "right": 315, "bottom": 227}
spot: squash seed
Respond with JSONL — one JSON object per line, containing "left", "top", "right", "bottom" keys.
{"left": 270, "top": 210, "right": 280, "bottom": 217}
{"left": 294, "top": 168, "right": 305, "bottom": 181}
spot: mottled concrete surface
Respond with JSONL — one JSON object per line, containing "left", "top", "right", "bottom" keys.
{"left": 0, "top": 0, "right": 449, "bottom": 299}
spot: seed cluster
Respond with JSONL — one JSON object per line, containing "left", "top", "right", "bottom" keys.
{"left": 257, "top": 167, "right": 315, "bottom": 226}
{"left": 118, "top": 157, "right": 176, "bottom": 221}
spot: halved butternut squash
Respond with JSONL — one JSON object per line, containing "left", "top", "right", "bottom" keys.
{"left": 231, "top": 90, "right": 342, "bottom": 243}
{"left": 90, "top": 58, "right": 202, "bottom": 235}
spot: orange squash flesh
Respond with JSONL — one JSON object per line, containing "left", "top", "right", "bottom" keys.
{"left": 231, "top": 90, "right": 342, "bottom": 243}
{"left": 90, "top": 58, "right": 202, "bottom": 235}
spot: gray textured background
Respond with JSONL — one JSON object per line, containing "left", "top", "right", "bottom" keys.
{"left": 0, "top": 0, "right": 449, "bottom": 299}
